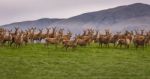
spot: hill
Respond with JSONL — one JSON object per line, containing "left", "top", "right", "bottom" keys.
{"left": 1, "top": 3, "right": 150, "bottom": 32}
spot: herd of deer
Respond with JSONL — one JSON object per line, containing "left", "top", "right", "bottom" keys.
{"left": 0, "top": 27, "right": 150, "bottom": 50}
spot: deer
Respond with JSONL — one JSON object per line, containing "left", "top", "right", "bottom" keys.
{"left": 92, "top": 30, "right": 99, "bottom": 43}
{"left": 13, "top": 31, "right": 24, "bottom": 48}
{"left": 33, "top": 29, "right": 43, "bottom": 43}
{"left": 29, "top": 27, "right": 36, "bottom": 43}
{"left": 116, "top": 30, "right": 133, "bottom": 48}
{"left": 44, "top": 28, "right": 61, "bottom": 48}
{"left": 1, "top": 29, "right": 12, "bottom": 45}
{"left": 99, "top": 29, "right": 112, "bottom": 48}
{"left": 44, "top": 35, "right": 61, "bottom": 48}
{"left": 63, "top": 36, "right": 77, "bottom": 51}
{"left": 133, "top": 30, "right": 146, "bottom": 49}
{"left": 22, "top": 30, "right": 30, "bottom": 45}
{"left": 75, "top": 34, "right": 88, "bottom": 47}
{"left": 48, "top": 27, "right": 57, "bottom": 38}
{"left": 62, "top": 30, "right": 72, "bottom": 45}
{"left": 0, "top": 28, "right": 5, "bottom": 46}
{"left": 10, "top": 27, "right": 19, "bottom": 46}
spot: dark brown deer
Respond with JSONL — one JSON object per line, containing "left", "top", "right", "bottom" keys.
{"left": 133, "top": 30, "right": 146, "bottom": 49}
{"left": 99, "top": 29, "right": 112, "bottom": 48}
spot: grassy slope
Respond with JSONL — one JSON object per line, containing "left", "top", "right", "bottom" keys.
{"left": 0, "top": 44, "right": 150, "bottom": 79}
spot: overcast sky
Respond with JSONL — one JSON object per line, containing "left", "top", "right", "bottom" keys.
{"left": 0, "top": 0, "right": 150, "bottom": 25}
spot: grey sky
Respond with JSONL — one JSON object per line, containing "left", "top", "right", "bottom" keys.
{"left": 0, "top": 0, "right": 150, "bottom": 25}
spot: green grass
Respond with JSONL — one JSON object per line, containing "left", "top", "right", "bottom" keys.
{"left": 0, "top": 44, "right": 150, "bottom": 79}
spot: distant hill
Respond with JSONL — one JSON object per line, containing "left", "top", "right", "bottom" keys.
{"left": 1, "top": 18, "right": 65, "bottom": 30}
{"left": 1, "top": 3, "right": 150, "bottom": 33}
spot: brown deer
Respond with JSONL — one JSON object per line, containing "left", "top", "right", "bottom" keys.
{"left": 116, "top": 36, "right": 131, "bottom": 48}
{"left": 62, "top": 30, "right": 72, "bottom": 45}
{"left": 45, "top": 36, "right": 61, "bottom": 48}
{"left": 33, "top": 29, "right": 43, "bottom": 43}
{"left": 48, "top": 27, "right": 57, "bottom": 38}
{"left": 1, "top": 29, "right": 12, "bottom": 45}
{"left": 29, "top": 27, "right": 36, "bottom": 43}
{"left": 22, "top": 30, "right": 30, "bottom": 45}
{"left": 44, "top": 27, "right": 61, "bottom": 48}
{"left": 10, "top": 27, "right": 19, "bottom": 46}
{"left": 99, "top": 29, "right": 112, "bottom": 48}
{"left": 63, "top": 37, "right": 77, "bottom": 51}
{"left": 0, "top": 28, "right": 5, "bottom": 45}
{"left": 115, "top": 30, "right": 133, "bottom": 48}
{"left": 13, "top": 31, "right": 24, "bottom": 47}
{"left": 133, "top": 30, "right": 146, "bottom": 49}
{"left": 75, "top": 34, "right": 88, "bottom": 47}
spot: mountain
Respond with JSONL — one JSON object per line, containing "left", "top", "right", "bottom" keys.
{"left": 1, "top": 18, "right": 65, "bottom": 29}
{"left": 51, "top": 3, "right": 150, "bottom": 32}
{"left": 1, "top": 3, "right": 150, "bottom": 33}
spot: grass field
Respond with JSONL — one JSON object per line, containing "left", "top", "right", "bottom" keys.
{"left": 0, "top": 44, "right": 150, "bottom": 79}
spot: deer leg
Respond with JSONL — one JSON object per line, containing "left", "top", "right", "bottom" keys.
{"left": 127, "top": 44, "right": 129, "bottom": 48}
{"left": 116, "top": 43, "right": 119, "bottom": 48}
{"left": 45, "top": 43, "right": 48, "bottom": 48}
{"left": 55, "top": 44, "right": 57, "bottom": 48}
{"left": 136, "top": 45, "right": 138, "bottom": 50}
{"left": 120, "top": 44, "right": 122, "bottom": 48}
{"left": 101, "top": 43, "right": 102, "bottom": 48}
{"left": 114, "top": 42, "right": 116, "bottom": 47}
{"left": 106, "top": 43, "right": 109, "bottom": 48}
{"left": 142, "top": 44, "right": 144, "bottom": 50}
{"left": 65, "top": 46, "right": 68, "bottom": 51}
{"left": 10, "top": 41, "right": 14, "bottom": 47}
{"left": 2, "top": 40, "right": 6, "bottom": 46}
